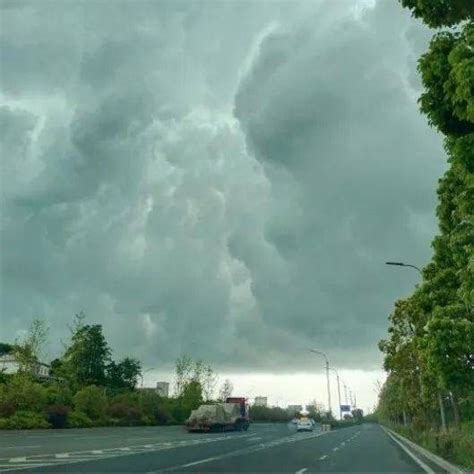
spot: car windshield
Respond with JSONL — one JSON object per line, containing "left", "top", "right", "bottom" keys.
{"left": 1, "top": 0, "right": 472, "bottom": 473}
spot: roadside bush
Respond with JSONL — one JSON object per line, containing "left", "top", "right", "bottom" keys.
{"left": 47, "top": 404, "right": 70, "bottom": 428}
{"left": 249, "top": 406, "right": 291, "bottom": 423}
{"left": 139, "top": 391, "right": 174, "bottom": 425}
{"left": 46, "top": 383, "right": 73, "bottom": 406}
{"left": 389, "top": 422, "right": 474, "bottom": 469}
{"left": 0, "top": 385, "right": 15, "bottom": 417}
{"left": 0, "top": 410, "right": 50, "bottom": 429}
{"left": 73, "top": 385, "right": 107, "bottom": 421}
{"left": 66, "top": 410, "right": 93, "bottom": 428}
{"left": 4, "top": 375, "right": 48, "bottom": 413}
{"left": 154, "top": 401, "right": 174, "bottom": 425}
{"left": 108, "top": 402, "right": 143, "bottom": 425}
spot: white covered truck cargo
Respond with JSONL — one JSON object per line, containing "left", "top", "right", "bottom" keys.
{"left": 187, "top": 403, "right": 240, "bottom": 424}
{"left": 186, "top": 397, "right": 250, "bottom": 432}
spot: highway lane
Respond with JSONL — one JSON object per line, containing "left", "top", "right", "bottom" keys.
{"left": 0, "top": 424, "right": 293, "bottom": 472}
{"left": 173, "top": 424, "right": 442, "bottom": 473}
{"left": 0, "top": 423, "right": 443, "bottom": 473}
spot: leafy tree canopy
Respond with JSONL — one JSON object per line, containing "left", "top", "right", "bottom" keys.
{"left": 400, "top": 0, "right": 474, "bottom": 28}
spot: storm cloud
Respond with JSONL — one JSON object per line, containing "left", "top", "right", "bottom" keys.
{"left": 1, "top": 0, "right": 445, "bottom": 371}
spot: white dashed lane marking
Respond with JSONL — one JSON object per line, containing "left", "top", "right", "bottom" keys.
{"left": 0, "top": 434, "right": 254, "bottom": 473}
{"left": 319, "top": 455, "right": 328, "bottom": 460}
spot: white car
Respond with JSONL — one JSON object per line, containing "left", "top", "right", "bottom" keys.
{"left": 296, "top": 419, "right": 314, "bottom": 432}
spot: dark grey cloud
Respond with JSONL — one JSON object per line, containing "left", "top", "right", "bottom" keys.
{"left": 1, "top": 0, "right": 444, "bottom": 371}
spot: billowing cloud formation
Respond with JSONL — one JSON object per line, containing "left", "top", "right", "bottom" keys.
{"left": 1, "top": 0, "right": 445, "bottom": 371}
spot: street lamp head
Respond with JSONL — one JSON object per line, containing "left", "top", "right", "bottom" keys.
{"left": 385, "top": 262, "right": 404, "bottom": 266}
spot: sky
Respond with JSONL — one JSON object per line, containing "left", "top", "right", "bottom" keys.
{"left": 1, "top": 0, "right": 446, "bottom": 412}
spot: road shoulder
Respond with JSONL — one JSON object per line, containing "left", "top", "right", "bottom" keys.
{"left": 382, "top": 426, "right": 467, "bottom": 474}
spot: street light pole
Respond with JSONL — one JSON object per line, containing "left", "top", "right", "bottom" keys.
{"left": 385, "top": 262, "right": 422, "bottom": 273}
{"left": 310, "top": 349, "right": 332, "bottom": 419}
{"left": 140, "top": 368, "right": 156, "bottom": 388}
{"left": 385, "top": 260, "right": 447, "bottom": 431}
{"left": 329, "top": 367, "right": 342, "bottom": 420}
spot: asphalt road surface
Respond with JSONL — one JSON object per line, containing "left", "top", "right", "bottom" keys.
{"left": 0, "top": 423, "right": 444, "bottom": 473}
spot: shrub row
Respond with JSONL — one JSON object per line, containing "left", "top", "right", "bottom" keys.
{"left": 0, "top": 377, "right": 196, "bottom": 429}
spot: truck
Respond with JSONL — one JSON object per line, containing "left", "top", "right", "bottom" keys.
{"left": 185, "top": 397, "right": 250, "bottom": 432}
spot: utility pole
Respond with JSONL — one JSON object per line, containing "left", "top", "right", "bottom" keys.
{"left": 329, "top": 367, "right": 342, "bottom": 420}
{"left": 310, "top": 349, "right": 332, "bottom": 419}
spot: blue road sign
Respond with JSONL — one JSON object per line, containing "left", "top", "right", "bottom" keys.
{"left": 340, "top": 404, "right": 351, "bottom": 412}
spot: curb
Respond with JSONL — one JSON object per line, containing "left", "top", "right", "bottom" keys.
{"left": 382, "top": 426, "right": 468, "bottom": 474}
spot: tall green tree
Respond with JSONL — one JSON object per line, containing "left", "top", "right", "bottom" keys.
{"left": 379, "top": 1, "right": 473, "bottom": 430}
{"left": 13, "top": 319, "right": 49, "bottom": 375}
{"left": 107, "top": 357, "right": 142, "bottom": 390}
{"left": 62, "top": 315, "right": 111, "bottom": 388}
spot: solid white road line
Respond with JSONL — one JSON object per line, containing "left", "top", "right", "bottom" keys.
{"left": 383, "top": 428, "right": 434, "bottom": 474}
{"left": 55, "top": 453, "right": 69, "bottom": 458}
{"left": 384, "top": 427, "right": 464, "bottom": 474}
{"left": 181, "top": 456, "right": 218, "bottom": 467}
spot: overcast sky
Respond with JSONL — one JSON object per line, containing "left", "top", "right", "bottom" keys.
{"left": 1, "top": 0, "right": 445, "bottom": 409}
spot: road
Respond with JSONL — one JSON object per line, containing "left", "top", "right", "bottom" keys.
{"left": 0, "top": 423, "right": 443, "bottom": 473}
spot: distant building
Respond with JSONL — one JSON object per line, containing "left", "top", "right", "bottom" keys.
{"left": 0, "top": 354, "right": 50, "bottom": 379}
{"left": 287, "top": 404, "right": 303, "bottom": 414}
{"left": 156, "top": 381, "right": 170, "bottom": 398}
{"left": 254, "top": 396, "right": 268, "bottom": 407}
{"left": 0, "top": 354, "right": 20, "bottom": 374}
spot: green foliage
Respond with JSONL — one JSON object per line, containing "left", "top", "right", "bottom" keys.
{"left": 379, "top": 2, "right": 473, "bottom": 445}
{"left": 0, "top": 411, "right": 50, "bottom": 430}
{"left": 107, "top": 357, "right": 142, "bottom": 391}
{"left": 63, "top": 315, "right": 112, "bottom": 388}
{"left": 72, "top": 385, "right": 107, "bottom": 421}
{"left": 45, "top": 383, "right": 73, "bottom": 406}
{"left": 399, "top": 0, "right": 474, "bottom": 27}
{"left": 0, "top": 343, "right": 13, "bottom": 355}
{"left": 13, "top": 319, "right": 49, "bottom": 376}
{"left": 174, "top": 355, "right": 216, "bottom": 401}
{"left": 249, "top": 406, "right": 291, "bottom": 422}
{"left": 0, "top": 375, "right": 48, "bottom": 414}
{"left": 139, "top": 390, "right": 175, "bottom": 424}
{"left": 175, "top": 380, "right": 204, "bottom": 422}
{"left": 108, "top": 403, "right": 142, "bottom": 425}
{"left": 389, "top": 422, "right": 474, "bottom": 469}
{"left": 218, "top": 379, "right": 234, "bottom": 402}
{"left": 66, "top": 410, "right": 93, "bottom": 428}
{"left": 418, "top": 24, "right": 474, "bottom": 137}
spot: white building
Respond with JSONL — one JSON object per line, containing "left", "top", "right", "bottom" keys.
{"left": 254, "top": 396, "right": 268, "bottom": 407}
{"left": 156, "top": 381, "right": 170, "bottom": 397}
{"left": 0, "top": 354, "right": 20, "bottom": 374}
{"left": 0, "top": 354, "right": 50, "bottom": 378}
